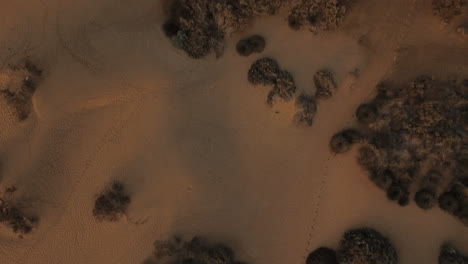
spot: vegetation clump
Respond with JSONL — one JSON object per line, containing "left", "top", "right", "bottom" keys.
{"left": 294, "top": 93, "right": 318, "bottom": 126}
{"left": 152, "top": 236, "right": 248, "bottom": 264}
{"left": 306, "top": 247, "right": 338, "bottom": 264}
{"left": 248, "top": 57, "right": 297, "bottom": 105}
{"left": 331, "top": 76, "right": 468, "bottom": 224}
{"left": 336, "top": 228, "right": 398, "bottom": 264}
{"left": 93, "top": 181, "right": 130, "bottom": 222}
{"left": 330, "top": 129, "right": 362, "bottom": 153}
{"left": 314, "top": 70, "right": 337, "bottom": 100}
{"left": 432, "top": 0, "right": 467, "bottom": 22}
{"left": 236, "top": 35, "right": 266, "bottom": 56}
{"left": 0, "top": 186, "right": 38, "bottom": 236}
{"left": 0, "top": 60, "right": 42, "bottom": 120}
{"left": 288, "top": 0, "right": 351, "bottom": 32}
{"left": 356, "top": 104, "right": 379, "bottom": 124}
{"left": 163, "top": 0, "right": 352, "bottom": 59}
{"left": 439, "top": 243, "right": 468, "bottom": 264}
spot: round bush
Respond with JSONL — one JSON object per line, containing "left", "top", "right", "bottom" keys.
{"left": 398, "top": 195, "right": 410, "bottom": 207}
{"left": 438, "top": 192, "right": 460, "bottom": 214}
{"left": 306, "top": 247, "right": 338, "bottom": 264}
{"left": 330, "top": 129, "right": 362, "bottom": 154}
{"left": 248, "top": 35, "right": 266, "bottom": 53}
{"left": 236, "top": 39, "right": 253, "bottom": 56}
{"left": 337, "top": 228, "right": 398, "bottom": 264}
{"left": 370, "top": 169, "right": 393, "bottom": 190}
{"left": 356, "top": 104, "right": 379, "bottom": 124}
{"left": 387, "top": 184, "right": 405, "bottom": 202}
{"left": 247, "top": 58, "right": 280, "bottom": 85}
{"left": 414, "top": 188, "right": 438, "bottom": 210}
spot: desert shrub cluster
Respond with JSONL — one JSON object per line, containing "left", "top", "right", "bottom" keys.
{"left": 0, "top": 60, "right": 42, "bottom": 120}
{"left": 0, "top": 186, "right": 38, "bottom": 236}
{"left": 306, "top": 227, "right": 398, "bottom": 264}
{"left": 162, "top": 0, "right": 353, "bottom": 59}
{"left": 93, "top": 181, "right": 131, "bottom": 222}
{"left": 330, "top": 76, "right": 468, "bottom": 226}
{"left": 248, "top": 58, "right": 340, "bottom": 127}
{"left": 152, "top": 236, "right": 248, "bottom": 264}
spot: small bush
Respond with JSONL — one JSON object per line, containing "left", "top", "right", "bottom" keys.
{"left": 288, "top": 15, "right": 303, "bottom": 30}
{"left": 330, "top": 129, "right": 362, "bottom": 153}
{"left": 306, "top": 247, "right": 338, "bottom": 264}
{"left": 236, "top": 35, "right": 266, "bottom": 57}
{"left": 248, "top": 35, "right": 266, "bottom": 53}
{"left": 438, "top": 192, "right": 460, "bottom": 214}
{"left": 357, "top": 146, "right": 380, "bottom": 171}
{"left": 386, "top": 183, "right": 407, "bottom": 202}
{"left": 236, "top": 39, "right": 253, "bottom": 57}
{"left": 153, "top": 236, "right": 247, "bottom": 264}
{"left": 370, "top": 169, "right": 394, "bottom": 190}
{"left": 294, "top": 93, "right": 317, "bottom": 126}
{"left": 314, "top": 70, "right": 337, "bottom": 100}
{"left": 414, "top": 188, "right": 438, "bottom": 210}
{"left": 267, "top": 70, "right": 297, "bottom": 104}
{"left": 247, "top": 57, "right": 280, "bottom": 85}
{"left": 337, "top": 228, "right": 398, "bottom": 264}
{"left": 439, "top": 243, "right": 468, "bottom": 264}
{"left": 93, "top": 181, "right": 130, "bottom": 222}
{"left": 356, "top": 103, "right": 379, "bottom": 124}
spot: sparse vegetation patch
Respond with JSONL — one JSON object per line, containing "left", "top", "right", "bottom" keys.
{"left": 0, "top": 60, "right": 42, "bottom": 120}
{"left": 152, "top": 236, "right": 248, "bottom": 264}
{"left": 93, "top": 181, "right": 130, "bottom": 222}
{"left": 0, "top": 186, "right": 38, "bottom": 236}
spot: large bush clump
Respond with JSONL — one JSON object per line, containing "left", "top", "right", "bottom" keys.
{"left": 331, "top": 76, "right": 468, "bottom": 225}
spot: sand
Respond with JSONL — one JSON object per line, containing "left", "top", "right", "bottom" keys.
{"left": 0, "top": 0, "right": 467, "bottom": 263}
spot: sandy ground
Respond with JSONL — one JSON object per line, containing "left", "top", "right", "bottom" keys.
{"left": 0, "top": 0, "right": 467, "bottom": 263}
